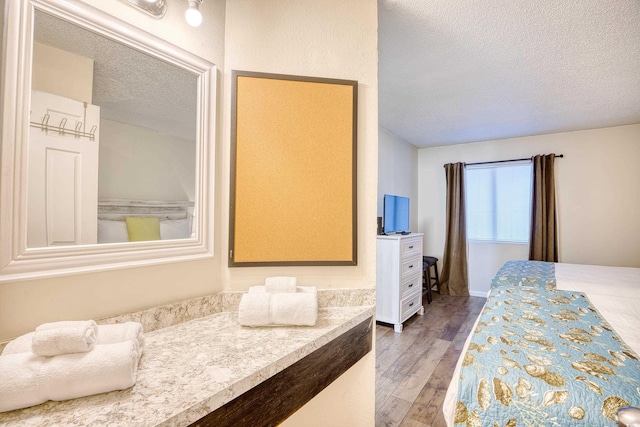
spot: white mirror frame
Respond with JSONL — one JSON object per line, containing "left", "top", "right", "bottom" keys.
{"left": 0, "top": 0, "right": 215, "bottom": 282}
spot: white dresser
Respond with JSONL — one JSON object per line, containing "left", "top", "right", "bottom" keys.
{"left": 376, "top": 233, "right": 424, "bottom": 332}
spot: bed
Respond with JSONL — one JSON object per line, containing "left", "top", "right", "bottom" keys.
{"left": 97, "top": 199, "right": 194, "bottom": 243}
{"left": 443, "top": 260, "right": 640, "bottom": 426}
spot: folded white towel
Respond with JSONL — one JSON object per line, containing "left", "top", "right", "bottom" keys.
{"left": 2, "top": 322, "right": 145, "bottom": 361}
{"left": 0, "top": 341, "right": 139, "bottom": 413}
{"left": 248, "top": 285, "right": 267, "bottom": 293}
{"left": 238, "top": 292, "right": 317, "bottom": 327}
{"left": 270, "top": 293, "right": 317, "bottom": 326}
{"left": 31, "top": 326, "right": 97, "bottom": 357}
{"left": 249, "top": 285, "right": 317, "bottom": 294}
{"left": 265, "top": 276, "right": 297, "bottom": 293}
{"left": 1, "top": 332, "right": 35, "bottom": 356}
{"left": 0, "top": 352, "right": 45, "bottom": 412}
{"left": 238, "top": 293, "right": 272, "bottom": 326}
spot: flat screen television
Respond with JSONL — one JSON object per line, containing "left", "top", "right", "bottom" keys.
{"left": 383, "top": 194, "right": 410, "bottom": 234}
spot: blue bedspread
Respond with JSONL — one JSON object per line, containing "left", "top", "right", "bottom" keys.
{"left": 454, "top": 261, "right": 640, "bottom": 426}
{"left": 491, "top": 260, "right": 557, "bottom": 290}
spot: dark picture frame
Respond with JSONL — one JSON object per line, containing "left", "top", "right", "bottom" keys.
{"left": 229, "top": 70, "right": 357, "bottom": 266}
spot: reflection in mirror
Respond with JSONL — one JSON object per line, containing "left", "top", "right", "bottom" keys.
{"left": 28, "top": 10, "right": 197, "bottom": 248}
{"left": 0, "top": 0, "right": 215, "bottom": 281}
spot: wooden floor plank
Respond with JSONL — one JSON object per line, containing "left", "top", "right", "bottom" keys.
{"left": 430, "top": 409, "right": 448, "bottom": 427}
{"left": 399, "top": 417, "right": 430, "bottom": 427}
{"left": 391, "top": 338, "right": 450, "bottom": 402}
{"left": 376, "top": 324, "right": 400, "bottom": 353}
{"left": 376, "top": 375, "right": 401, "bottom": 411}
{"left": 376, "top": 322, "right": 422, "bottom": 379}
{"left": 381, "top": 333, "right": 442, "bottom": 382}
{"left": 376, "top": 293, "right": 486, "bottom": 427}
{"left": 418, "top": 388, "right": 449, "bottom": 425}
{"left": 376, "top": 395, "right": 413, "bottom": 427}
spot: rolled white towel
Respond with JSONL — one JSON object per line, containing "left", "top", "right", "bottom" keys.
{"left": 99, "top": 322, "right": 145, "bottom": 360}
{"left": 271, "top": 293, "right": 317, "bottom": 326}
{"left": 2, "top": 322, "right": 145, "bottom": 361}
{"left": 265, "top": 276, "right": 297, "bottom": 293}
{"left": 36, "top": 320, "right": 98, "bottom": 335}
{"left": 31, "top": 326, "right": 97, "bottom": 357}
{"left": 0, "top": 341, "right": 139, "bottom": 413}
{"left": 238, "top": 293, "right": 272, "bottom": 326}
{"left": 248, "top": 285, "right": 267, "bottom": 293}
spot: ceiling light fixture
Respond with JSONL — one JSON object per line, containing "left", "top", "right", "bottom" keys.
{"left": 185, "top": 0, "right": 203, "bottom": 27}
{"left": 118, "top": 0, "right": 167, "bottom": 19}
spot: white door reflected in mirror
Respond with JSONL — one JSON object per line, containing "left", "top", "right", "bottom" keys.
{"left": 28, "top": 90, "right": 100, "bottom": 248}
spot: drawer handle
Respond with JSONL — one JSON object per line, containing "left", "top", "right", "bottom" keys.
{"left": 408, "top": 245, "right": 414, "bottom": 249}
{"left": 409, "top": 302, "right": 414, "bottom": 307}
{"left": 408, "top": 283, "right": 414, "bottom": 288}
{"left": 409, "top": 265, "right": 413, "bottom": 269}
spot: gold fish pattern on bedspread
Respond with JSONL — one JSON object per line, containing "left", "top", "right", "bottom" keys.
{"left": 455, "top": 263, "right": 640, "bottom": 426}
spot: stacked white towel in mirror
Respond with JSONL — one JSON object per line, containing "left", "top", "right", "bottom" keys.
{"left": 239, "top": 276, "right": 318, "bottom": 327}
{"left": 0, "top": 320, "right": 144, "bottom": 413}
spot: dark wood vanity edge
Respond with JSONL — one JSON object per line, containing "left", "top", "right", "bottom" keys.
{"left": 189, "top": 316, "right": 373, "bottom": 427}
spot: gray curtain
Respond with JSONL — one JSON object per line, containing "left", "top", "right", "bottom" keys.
{"left": 529, "top": 154, "right": 558, "bottom": 262}
{"left": 440, "top": 162, "right": 469, "bottom": 296}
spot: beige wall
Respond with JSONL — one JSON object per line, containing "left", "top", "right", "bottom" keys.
{"left": 98, "top": 119, "right": 196, "bottom": 201}
{"left": 222, "top": 0, "right": 379, "bottom": 291}
{"left": 32, "top": 42, "right": 94, "bottom": 103}
{"left": 280, "top": 351, "right": 375, "bottom": 427}
{"left": 378, "top": 127, "right": 419, "bottom": 232}
{"left": 417, "top": 123, "right": 640, "bottom": 269}
{"left": 0, "top": 1, "right": 3, "bottom": 60}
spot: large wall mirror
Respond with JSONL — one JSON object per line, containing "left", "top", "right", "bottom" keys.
{"left": 0, "top": 0, "right": 215, "bottom": 281}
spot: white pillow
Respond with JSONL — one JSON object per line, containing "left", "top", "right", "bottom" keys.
{"left": 160, "top": 219, "right": 191, "bottom": 240}
{"left": 97, "top": 220, "right": 128, "bottom": 243}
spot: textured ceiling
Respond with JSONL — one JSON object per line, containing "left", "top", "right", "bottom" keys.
{"left": 34, "top": 10, "right": 197, "bottom": 141}
{"left": 378, "top": 0, "right": 640, "bottom": 148}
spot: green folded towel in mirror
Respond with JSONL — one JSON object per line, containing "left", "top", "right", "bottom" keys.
{"left": 125, "top": 217, "right": 161, "bottom": 242}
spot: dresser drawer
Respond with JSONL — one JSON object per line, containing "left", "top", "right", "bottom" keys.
{"left": 400, "top": 291, "right": 422, "bottom": 322}
{"left": 400, "top": 272, "right": 421, "bottom": 298}
{"left": 400, "top": 255, "right": 421, "bottom": 277}
{"left": 400, "top": 237, "right": 421, "bottom": 258}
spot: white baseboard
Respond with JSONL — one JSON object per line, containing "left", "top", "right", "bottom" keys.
{"left": 469, "top": 289, "right": 490, "bottom": 298}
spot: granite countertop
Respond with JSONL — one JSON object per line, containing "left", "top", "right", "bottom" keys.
{"left": 0, "top": 305, "right": 375, "bottom": 426}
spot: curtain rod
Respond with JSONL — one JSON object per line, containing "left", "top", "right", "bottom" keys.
{"left": 464, "top": 154, "right": 564, "bottom": 167}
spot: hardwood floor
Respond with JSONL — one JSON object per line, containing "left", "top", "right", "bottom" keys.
{"left": 375, "top": 292, "right": 486, "bottom": 427}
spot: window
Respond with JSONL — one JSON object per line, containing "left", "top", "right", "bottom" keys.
{"left": 465, "top": 162, "right": 532, "bottom": 243}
